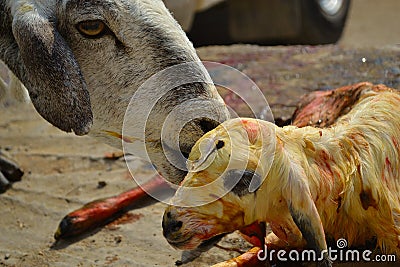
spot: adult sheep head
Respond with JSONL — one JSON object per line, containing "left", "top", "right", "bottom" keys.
{"left": 0, "top": 0, "right": 229, "bottom": 183}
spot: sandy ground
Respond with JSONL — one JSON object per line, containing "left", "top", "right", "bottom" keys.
{"left": 1, "top": 1, "right": 400, "bottom": 267}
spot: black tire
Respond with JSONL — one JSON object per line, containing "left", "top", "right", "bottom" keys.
{"left": 187, "top": 1, "right": 232, "bottom": 47}
{"left": 298, "top": 0, "right": 351, "bottom": 44}
{"left": 187, "top": 0, "right": 351, "bottom": 46}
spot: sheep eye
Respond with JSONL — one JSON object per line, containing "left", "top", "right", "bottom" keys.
{"left": 77, "top": 20, "right": 107, "bottom": 38}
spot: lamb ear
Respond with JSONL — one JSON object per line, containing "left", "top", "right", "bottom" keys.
{"left": 187, "top": 137, "right": 216, "bottom": 172}
{"left": 283, "top": 161, "right": 331, "bottom": 265}
{"left": 12, "top": 8, "right": 93, "bottom": 135}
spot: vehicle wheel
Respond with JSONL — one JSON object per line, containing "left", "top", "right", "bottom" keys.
{"left": 299, "top": 0, "right": 351, "bottom": 44}
{"left": 186, "top": 1, "right": 232, "bottom": 47}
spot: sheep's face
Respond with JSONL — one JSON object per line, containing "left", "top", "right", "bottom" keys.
{"left": 60, "top": 0, "right": 230, "bottom": 183}
{"left": 163, "top": 118, "right": 276, "bottom": 250}
{"left": 6, "top": 0, "right": 229, "bottom": 183}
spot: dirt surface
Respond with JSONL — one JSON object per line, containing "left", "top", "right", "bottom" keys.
{"left": 1, "top": 43, "right": 399, "bottom": 267}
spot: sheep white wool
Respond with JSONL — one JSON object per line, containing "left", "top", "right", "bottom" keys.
{"left": 164, "top": 88, "right": 400, "bottom": 262}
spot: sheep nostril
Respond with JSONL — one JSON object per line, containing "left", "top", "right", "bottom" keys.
{"left": 181, "top": 151, "right": 189, "bottom": 159}
{"left": 198, "top": 117, "right": 220, "bottom": 134}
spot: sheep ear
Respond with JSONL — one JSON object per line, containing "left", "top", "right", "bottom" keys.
{"left": 12, "top": 9, "right": 93, "bottom": 135}
{"left": 283, "top": 161, "right": 330, "bottom": 263}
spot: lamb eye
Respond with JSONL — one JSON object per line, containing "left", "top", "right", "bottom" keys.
{"left": 77, "top": 20, "right": 107, "bottom": 38}
{"left": 216, "top": 140, "right": 225, "bottom": 150}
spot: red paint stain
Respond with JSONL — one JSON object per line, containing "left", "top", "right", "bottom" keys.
{"left": 348, "top": 131, "right": 369, "bottom": 150}
{"left": 316, "top": 150, "right": 334, "bottom": 178}
{"left": 385, "top": 157, "right": 392, "bottom": 168}
{"left": 106, "top": 213, "right": 143, "bottom": 229}
{"left": 392, "top": 137, "right": 400, "bottom": 154}
{"left": 382, "top": 157, "right": 392, "bottom": 185}
{"left": 240, "top": 119, "right": 260, "bottom": 144}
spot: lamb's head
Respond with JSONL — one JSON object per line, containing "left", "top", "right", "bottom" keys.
{"left": 2, "top": 0, "right": 229, "bottom": 183}
{"left": 163, "top": 118, "right": 277, "bottom": 250}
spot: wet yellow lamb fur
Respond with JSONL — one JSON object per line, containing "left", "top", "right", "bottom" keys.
{"left": 166, "top": 89, "right": 400, "bottom": 257}
{"left": 271, "top": 89, "right": 400, "bottom": 252}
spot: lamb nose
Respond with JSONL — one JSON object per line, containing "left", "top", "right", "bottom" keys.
{"left": 162, "top": 211, "right": 183, "bottom": 237}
